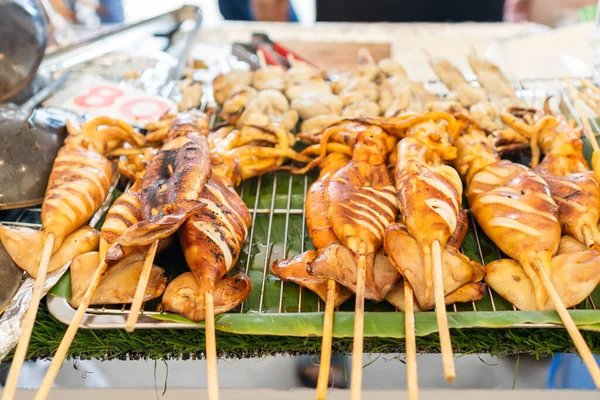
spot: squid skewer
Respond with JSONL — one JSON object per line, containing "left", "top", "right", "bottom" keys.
{"left": 118, "top": 115, "right": 211, "bottom": 331}
{"left": 36, "top": 180, "right": 166, "bottom": 400}
{"left": 506, "top": 100, "right": 600, "bottom": 249}
{"left": 455, "top": 114, "right": 600, "bottom": 388}
{"left": 1, "top": 117, "right": 143, "bottom": 400}
{"left": 390, "top": 114, "right": 462, "bottom": 384}
{"left": 319, "top": 127, "right": 398, "bottom": 399}
{"left": 114, "top": 115, "right": 216, "bottom": 397}
{"left": 271, "top": 152, "right": 354, "bottom": 398}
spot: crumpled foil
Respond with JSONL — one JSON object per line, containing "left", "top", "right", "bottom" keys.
{"left": 0, "top": 264, "right": 69, "bottom": 360}
{"left": 0, "top": 178, "right": 117, "bottom": 360}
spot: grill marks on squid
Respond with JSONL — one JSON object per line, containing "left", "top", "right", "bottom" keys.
{"left": 42, "top": 146, "right": 114, "bottom": 244}
{"left": 142, "top": 129, "right": 211, "bottom": 219}
{"left": 101, "top": 182, "right": 143, "bottom": 246}
{"left": 469, "top": 161, "right": 560, "bottom": 238}
{"left": 179, "top": 176, "right": 252, "bottom": 291}
{"left": 327, "top": 176, "right": 397, "bottom": 250}
{"left": 396, "top": 162, "right": 463, "bottom": 247}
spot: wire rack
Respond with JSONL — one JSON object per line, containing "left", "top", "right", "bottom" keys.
{"left": 3, "top": 76, "right": 600, "bottom": 330}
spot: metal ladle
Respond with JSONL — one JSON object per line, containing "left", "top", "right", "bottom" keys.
{"left": 0, "top": 0, "right": 48, "bottom": 103}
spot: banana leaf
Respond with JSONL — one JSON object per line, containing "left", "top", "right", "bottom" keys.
{"left": 48, "top": 167, "right": 600, "bottom": 337}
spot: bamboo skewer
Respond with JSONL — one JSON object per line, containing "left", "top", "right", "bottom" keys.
{"left": 205, "top": 291, "right": 220, "bottom": 400}
{"left": 35, "top": 260, "right": 109, "bottom": 400}
{"left": 350, "top": 250, "right": 367, "bottom": 400}
{"left": 533, "top": 260, "right": 600, "bottom": 388}
{"left": 257, "top": 49, "right": 267, "bottom": 69}
{"left": 404, "top": 280, "right": 419, "bottom": 400}
{"left": 565, "top": 78, "right": 600, "bottom": 182}
{"left": 124, "top": 240, "right": 159, "bottom": 332}
{"left": 566, "top": 78, "right": 599, "bottom": 152}
{"left": 316, "top": 279, "right": 337, "bottom": 399}
{"left": 2, "top": 234, "right": 55, "bottom": 400}
{"left": 431, "top": 240, "right": 456, "bottom": 383}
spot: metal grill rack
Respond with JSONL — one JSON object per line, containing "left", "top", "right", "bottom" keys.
{"left": 3, "top": 76, "right": 599, "bottom": 330}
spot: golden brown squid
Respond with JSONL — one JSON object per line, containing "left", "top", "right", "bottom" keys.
{"left": 164, "top": 175, "right": 253, "bottom": 321}
{"left": 455, "top": 116, "right": 562, "bottom": 311}
{"left": 384, "top": 115, "right": 484, "bottom": 311}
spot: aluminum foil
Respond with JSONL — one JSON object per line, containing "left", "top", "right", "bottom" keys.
{"left": 0, "top": 263, "right": 69, "bottom": 360}
{"left": 0, "top": 177, "right": 117, "bottom": 360}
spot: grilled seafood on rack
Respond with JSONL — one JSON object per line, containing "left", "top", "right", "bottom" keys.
{"left": 273, "top": 153, "right": 354, "bottom": 305}
{"left": 236, "top": 89, "right": 299, "bottom": 131}
{"left": 291, "top": 92, "right": 342, "bottom": 120}
{"left": 164, "top": 174, "right": 253, "bottom": 321}
{"left": 213, "top": 69, "right": 254, "bottom": 105}
{"left": 0, "top": 225, "right": 99, "bottom": 278}
{"left": 429, "top": 57, "right": 503, "bottom": 132}
{"left": 486, "top": 235, "right": 600, "bottom": 310}
{"left": 453, "top": 115, "right": 593, "bottom": 311}
{"left": 0, "top": 116, "right": 143, "bottom": 273}
{"left": 210, "top": 124, "right": 311, "bottom": 180}
{"left": 505, "top": 102, "right": 600, "bottom": 250}
{"left": 310, "top": 125, "right": 399, "bottom": 300}
{"left": 70, "top": 249, "right": 167, "bottom": 308}
{"left": 382, "top": 113, "right": 484, "bottom": 310}
{"left": 273, "top": 126, "right": 401, "bottom": 303}
{"left": 253, "top": 65, "right": 286, "bottom": 91}
{"left": 467, "top": 52, "right": 519, "bottom": 102}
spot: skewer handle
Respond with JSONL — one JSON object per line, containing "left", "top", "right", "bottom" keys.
{"left": 316, "top": 279, "right": 337, "bottom": 399}
{"left": 1, "top": 234, "right": 55, "bottom": 400}
{"left": 566, "top": 78, "right": 600, "bottom": 152}
{"left": 256, "top": 48, "right": 267, "bottom": 69}
{"left": 124, "top": 240, "right": 159, "bottom": 333}
{"left": 35, "top": 260, "right": 109, "bottom": 400}
{"left": 432, "top": 240, "right": 456, "bottom": 383}
{"left": 350, "top": 252, "right": 367, "bottom": 400}
{"left": 205, "top": 291, "right": 219, "bottom": 400}
{"left": 404, "top": 280, "right": 419, "bottom": 400}
{"left": 534, "top": 260, "right": 600, "bottom": 389}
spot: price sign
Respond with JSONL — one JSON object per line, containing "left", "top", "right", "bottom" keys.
{"left": 46, "top": 77, "right": 177, "bottom": 127}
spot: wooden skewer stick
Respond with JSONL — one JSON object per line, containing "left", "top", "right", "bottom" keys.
{"left": 1, "top": 234, "right": 55, "bottom": 400}
{"left": 316, "top": 279, "right": 337, "bottom": 399}
{"left": 580, "top": 92, "right": 600, "bottom": 115}
{"left": 566, "top": 77, "right": 600, "bottom": 187}
{"left": 35, "top": 260, "right": 109, "bottom": 400}
{"left": 256, "top": 49, "right": 267, "bottom": 69}
{"left": 124, "top": 240, "right": 159, "bottom": 332}
{"left": 431, "top": 240, "right": 456, "bottom": 383}
{"left": 533, "top": 260, "right": 600, "bottom": 388}
{"left": 205, "top": 291, "right": 219, "bottom": 400}
{"left": 566, "top": 78, "right": 600, "bottom": 152}
{"left": 350, "top": 250, "right": 367, "bottom": 400}
{"left": 404, "top": 280, "right": 419, "bottom": 400}
{"left": 581, "top": 79, "right": 600, "bottom": 99}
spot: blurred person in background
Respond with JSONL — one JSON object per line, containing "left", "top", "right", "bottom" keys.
{"left": 505, "top": 0, "right": 596, "bottom": 26}
{"left": 219, "top": 0, "right": 299, "bottom": 22}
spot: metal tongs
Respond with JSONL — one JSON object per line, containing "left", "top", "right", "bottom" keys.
{"left": 232, "top": 32, "right": 313, "bottom": 70}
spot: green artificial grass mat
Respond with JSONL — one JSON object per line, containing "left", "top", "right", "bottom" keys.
{"left": 0, "top": 302, "right": 597, "bottom": 362}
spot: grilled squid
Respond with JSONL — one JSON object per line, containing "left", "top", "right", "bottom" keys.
{"left": 306, "top": 125, "right": 400, "bottom": 301}
{"left": 455, "top": 117, "right": 562, "bottom": 310}
{"left": 116, "top": 115, "right": 212, "bottom": 249}
{"left": 505, "top": 103, "right": 600, "bottom": 250}
{"left": 384, "top": 114, "right": 484, "bottom": 310}
{"left": 163, "top": 175, "right": 252, "bottom": 321}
